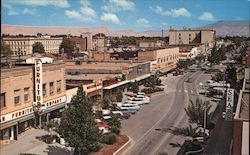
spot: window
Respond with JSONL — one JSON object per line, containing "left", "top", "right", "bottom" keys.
{"left": 57, "top": 80, "right": 61, "bottom": 93}
{"left": 43, "top": 83, "right": 46, "bottom": 96}
{"left": 0, "top": 93, "right": 6, "bottom": 108}
{"left": 14, "top": 89, "right": 20, "bottom": 105}
{"left": 49, "top": 82, "right": 54, "bottom": 95}
{"left": 24, "top": 87, "right": 30, "bottom": 102}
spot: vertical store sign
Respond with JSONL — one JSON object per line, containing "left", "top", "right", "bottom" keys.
{"left": 226, "top": 88, "right": 234, "bottom": 121}
{"left": 34, "top": 59, "right": 44, "bottom": 112}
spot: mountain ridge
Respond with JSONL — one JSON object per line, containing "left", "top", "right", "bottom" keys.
{"left": 1, "top": 20, "right": 249, "bottom": 37}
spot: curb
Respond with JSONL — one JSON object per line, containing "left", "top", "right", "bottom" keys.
{"left": 113, "top": 136, "right": 132, "bottom": 155}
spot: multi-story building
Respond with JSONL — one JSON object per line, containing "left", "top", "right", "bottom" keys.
{"left": 0, "top": 62, "right": 66, "bottom": 143}
{"left": 169, "top": 28, "right": 216, "bottom": 52}
{"left": 80, "top": 32, "right": 92, "bottom": 51}
{"left": 3, "top": 36, "right": 63, "bottom": 56}
{"left": 92, "top": 33, "right": 106, "bottom": 52}
{"left": 136, "top": 40, "right": 165, "bottom": 48}
{"left": 138, "top": 47, "right": 179, "bottom": 73}
{"left": 233, "top": 68, "right": 249, "bottom": 155}
{"left": 69, "top": 37, "right": 87, "bottom": 52}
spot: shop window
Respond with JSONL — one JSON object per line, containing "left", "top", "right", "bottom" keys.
{"left": 43, "top": 83, "right": 47, "bottom": 96}
{"left": 14, "top": 89, "right": 20, "bottom": 105}
{"left": 0, "top": 93, "right": 6, "bottom": 108}
{"left": 57, "top": 80, "right": 61, "bottom": 93}
{"left": 24, "top": 87, "right": 30, "bottom": 102}
{"left": 50, "top": 82, "right": 54, "bottom": 95}
{"left": 2, "top": 117, "right": 5, "bottom": 122}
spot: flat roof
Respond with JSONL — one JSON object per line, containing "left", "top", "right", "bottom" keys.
{"left": 169, "top": 28, "right": 215, "bottom": 32}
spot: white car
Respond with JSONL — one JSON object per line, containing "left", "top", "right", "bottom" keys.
{"left": 137, "top": 92, "right": 145, "bottom": 96}
{"left": 120, "top": 103, "right": 140, "bottom": 111}
{"left": 125, "top": 98, "right": 145, "bottom": 105}
{"left": 134, "top": 95, "right": 150, "bottom": 104}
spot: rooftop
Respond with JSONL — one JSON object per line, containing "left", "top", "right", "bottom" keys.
{"left": 169, "top": 28, "right": 215, "bottom": 32}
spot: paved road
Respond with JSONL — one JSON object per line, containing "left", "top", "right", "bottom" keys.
{"left": 121, "top": 71, "right": 211, "bottom": 155}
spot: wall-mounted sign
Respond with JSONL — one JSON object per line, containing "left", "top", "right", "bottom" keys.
{"left": 226, "top": 88, "right": 234, "bottom": 121}
{"left": 34, "top": 59, "right": 44, "bottom": 113}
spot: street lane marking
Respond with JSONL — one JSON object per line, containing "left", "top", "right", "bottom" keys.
{"left": 149, "top": 72, "right": 191, "bottom": 154}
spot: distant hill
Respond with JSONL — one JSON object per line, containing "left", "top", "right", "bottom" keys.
{"left": 1, "top": 20, "right": 249, "bottom": 37}
{"left": 1, "top": 25, "right": 165, "bottom": 37}
{"left": 203, "top": 20, "right": 249, "bottom": 37}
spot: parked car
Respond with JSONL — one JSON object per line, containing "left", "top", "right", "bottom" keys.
{"left": 133, "top": 96, "right": 150, "bottom": 104}
{"left": 112, "top": 111, "right": 130, "bottom": 119}
{"left": 121, "top": 108, "right": 137, "bottom": 114}
{"left": 125, "top": 98, "right": 145, "bottom": 105}
{"left": 186, "top": 77, "right": 192, "bottom": 83}
{"left": 120, "top": 103, "right": 140, "bottom": 111}
{"left": 137, "top": 92, "right": 146, "bottom": 96}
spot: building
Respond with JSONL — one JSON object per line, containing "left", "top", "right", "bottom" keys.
{"left": 80, "top": 32, "right": 92, "bottom": 51}
{"left": 69, "top": 37, "right": 87, "bottom": 52}
{"left": 178, "top": 46, "right": 201, "bottom": 60}
{"left": 138, "top": 47, "right": 179, "bottom": 73}
{"left": 136, "top": 40, "right": 165, "bottom": 48}
{"left": 92, "top": 33, "right": 106, "bottom": 52}
{"left": 0, "top": 62, "right": 66, "bottom": 143}
{"left": 233, "top": 68, "right": 249, "bottom": 155}
{"left": 93, "top": 52, "right": 111, "bottom": 61}
{"left": 3, "top": 36, "right": 63, "bottom": 56}
{"left": 65, "top": 60, "right": 151, "bottom": 93}
{"left": 168, "top": 28, "right": 215, "bottom": 52}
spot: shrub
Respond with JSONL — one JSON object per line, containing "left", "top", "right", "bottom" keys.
{"left": 142, "top": 87, "right": 164, "bottom": 94}
{"left": 101, "top": 133, "right": 117, "bottom": 144}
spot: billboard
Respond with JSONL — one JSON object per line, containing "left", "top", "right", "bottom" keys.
{"left": 34, "top": 59, "right": 44, "bottom": 113}
{"left": 225, "top": 88, "right": 234, "bottom": 121}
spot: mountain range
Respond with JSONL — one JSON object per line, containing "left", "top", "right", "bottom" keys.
{"left": 1, "top": 20, "right": 249, "bottom": 37}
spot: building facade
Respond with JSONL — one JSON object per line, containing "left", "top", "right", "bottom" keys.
{"left": 92, "top": 33, "right": 106, "bottom": 52}
{"left": 80, "top": 32, "right": 92, "bottom": 51}
{"left": 168, "top": 28, "right": 215, "bottom": 51}
{"left": 0, "top": 62, "right": 66, "bottom": 143}
{"left": 138, "top": 47, "right": 179, "bottom": 73}
{"left": 136, "top": 40, "right": 165, "bottom": 48}
{"left": 3, "top": 36, "right": 63, "bottom": 56}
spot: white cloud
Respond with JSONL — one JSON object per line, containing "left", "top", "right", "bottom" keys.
{"left": 5, "top": 0, "right": 69, "bottom": 8}
{"left": 171, "top": 8, "right": 191, "bottom": 17}
{"left": 136, "top": 18, "right": 151, "bottom": 27}
{"left": 101, "top": 13, "right": 120, "bottom": 24}
{"left": 108, "top": 0, "right": 135, "bottom": 11}
{"left": 79, "top": 0, "right": 91, "bottom": 6}
{"left": 80, "top": 6, "right": 97, "bottom": 18}
{"left": 199, "top": 12, "right": 215, "bottom": 21}
{"left": 102, "top": 0, "right": 135, "bottom": 12}
{"left": 8, "top": 10, "right": 18, "bottom": 16}
{"left": 3, "top": 4, "right": 18, "bottom": 16}
{"left": 65, "top": 10, "right": 82, "bottom": 19}
{"left": 150, "top": 6, "right": 191, "bottom": 17}
{"left": 22, "top": 8, "right": 38, "bottom": 15}
{"left": 150, "top": 5, "right": 171, "bottom": 16}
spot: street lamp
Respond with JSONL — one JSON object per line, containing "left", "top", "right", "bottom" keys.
{"left": 199, "top": 82, "right": 208, "bottom": 141}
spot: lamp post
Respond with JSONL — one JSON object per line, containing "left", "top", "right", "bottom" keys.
{"left": 199, "top": 82, "right": 207, "bottom": 141}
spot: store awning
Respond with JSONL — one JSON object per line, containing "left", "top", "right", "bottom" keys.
{"left": 103, "top": 80, "right": 130, "bottom": 90}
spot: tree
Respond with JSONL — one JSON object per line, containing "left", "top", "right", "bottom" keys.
{"left": 207, "top": 46, "right": 225, "bottom": 65}
{"left": 103, "top": 96, "right": 110, "bottom": 109}
{"left": 144, "top": 74, "right": 162, "bottom": 89}
{"left": 129, "top": 81, "right": 139, "bottom": 93}
{"left": 1, "top": 41, "right": 11, "bottom": 63}
{"left": 58, "top": 86, "right": 101, "bottom": 154}
{"left": 184, "top": 98, "right": 213, "bottom": 127}
{"left": 108, "top": 114, "right": 121, "bottom": 135}
{"left": 32, "top": 42, "right": 45, "bottom": 54}
{"left": 116, "top": 90, "right": 123, "bottom": 102}
{"left": 195, "top": 53, "right": 206, "bottom": 62}
{"left": 59, "top": 37, "right": 76, "bottom": 57}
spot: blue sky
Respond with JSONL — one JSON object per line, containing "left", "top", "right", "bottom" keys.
{"left": 2, "top": 0, "right": 249, "bottom": 31}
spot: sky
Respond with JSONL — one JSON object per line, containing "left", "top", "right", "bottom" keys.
{"left": 2, "top": 0, "right": 249, "bottom": 31}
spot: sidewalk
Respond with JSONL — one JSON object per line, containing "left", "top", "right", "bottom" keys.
{"left": 200, "top": 99, "right": 233, "bottom": 154}
{"left": 0, "top": 128, "right": 73, "bottom": 155}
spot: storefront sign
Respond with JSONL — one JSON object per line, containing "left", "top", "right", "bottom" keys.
{"left": 34, "top": 59, "right": 44, "bottom": 112}
{"left": 226, "top": 88, "right": 234, "bottom": 121}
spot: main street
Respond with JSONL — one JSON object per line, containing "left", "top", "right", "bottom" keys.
{"left": 121, "top": 71, "right": 212, "bottom": 155}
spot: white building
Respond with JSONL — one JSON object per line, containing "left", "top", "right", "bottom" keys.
{"left": 3, "top": 36, "right": 63, "bottom": 56}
